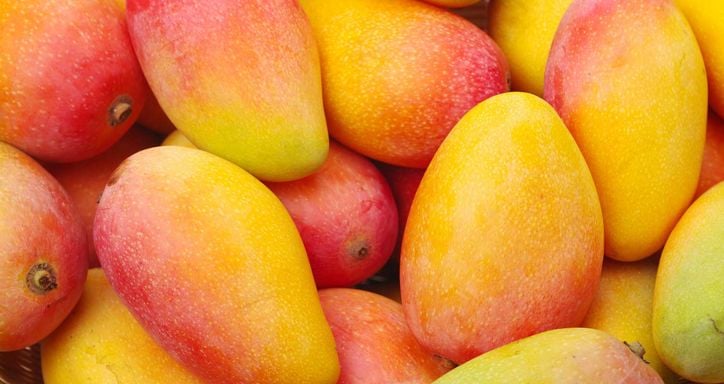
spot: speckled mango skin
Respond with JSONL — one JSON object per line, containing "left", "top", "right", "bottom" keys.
{"left": 488, "top": 0, "right": 573, "bottom": 96}
{"left": 582, "top": 258, "right": 677, "bottom": 383}
{"left": 544, "top": 0, "right": 708, "bottom": 262}
{"left": 319, "top": 288, "right": 450, "bottom": 384}
{"left": 401, "top": 93, "right": 604, "bottom": 364}
{"left": 674, "top": 0, "right": 724, "bottom": 119}
{"left": 46, "top": 126, "right": 160, "bottom": 268}
{"left": 653, "top": 182, "right": 724, "bottom": 383}
{"left": 41, "top": 269, "right": 203, "bottom": 384}
{"left": 94, "top": 146, "right": 340, "bottom": 384}
{"left": 696, "top": 113, "right": 724, "bottom": 198}
{"left": 432, "top": 328, "right": 664, "bottom": 384}
{"left": 300, "top": 0, "right": 509, "bottom": 168}
{"left": 0, "top": 0, "right": 147, "bottom": 163}
{"left": 0, "top": 142, "right": 87, "bottom": 351}
{"left": 126, "top": 0, "right": 328, "bottom": 182}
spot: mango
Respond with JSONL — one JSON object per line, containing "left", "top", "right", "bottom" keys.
{"left": 696, "top": 113, "right": 724, "bottom": 198}
{"left": 582, "top": 258, "right": 677, "bottom": 383}
{"left": 421, "top": 0, "right": 480, "bottom": 8}
{"left": 432, "top": 328, "right": 664, "bottom": 383}
{"left": 300, "top": 0, "right": 509, "bottom": 168}
{"left": 377, "top": 163, "right": 425, "bottom": 260}
{"left": 137, "top": 91, "right": 175, "bottom": 135}
{"left": 126, "top": 0, "right": 328, "bottom": 182}
{"left": 401, "top": 92, "right": 603, "bottom": 364}
{"left": 41, "top": 269, "right": 202, "bottom": 383}
{"left": 488, "top": 0, "right": 573, "bottom": 96}
{"left": 674, "top": 0, "right": 724, "bottom": 119}
{"left": 94, "top": 146, "right": 339, "bottom": 383}
{"left": 0, "top": 142, "right": 87, "bottom": 351}
{"left": 653, "top": 182, "right": 724, "bottom": 383}
{"left": 319, "top": 288, "right": 451, "bottom": 383}
{"left": 0, "top": 0, "right": 147, "bottom": 163}
{"left": 162, "top": 130, "right": 195, "bottom": 149}
{"left": 266, "top": 141, "right": 398, "bottom": 288}
{"left": 544, "top": 0, "right": 708, "bottom": 261}
{"left": 47, "top": 126, "right": 160, "bottom": 267}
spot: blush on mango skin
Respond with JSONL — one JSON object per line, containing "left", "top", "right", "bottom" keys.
{"left": 301, "top": 0, "right": 509, "bottom": 169}
{"left": 46, "top": 126, "right": 161, "bottom": 268}
{"left": 266, "top": 141, "right": 398, "bottom": 288}
{"left": 544, "top": 0, "right": 707, "bottom": 262}
{"left": 0, "top": 0, "right": 147, "bottom": 163}
{"left": 0, "top": 142, "right": 88, "bottom": 351}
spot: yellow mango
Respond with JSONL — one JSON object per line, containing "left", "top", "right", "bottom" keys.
{"left": 401, "top": 92, "right": 603, "bottom": 363}
{"left": 41, "top": 269, "right": 203, "bottom": 384}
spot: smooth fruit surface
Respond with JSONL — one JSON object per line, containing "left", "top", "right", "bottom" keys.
{"left": 545, "top": 0, "right": 707, "bottom": 261}
{"left": 653, "top": 182, "right": 724, "bottom": 383}
{"left": 266, "top": 141, "right": 398, "bottom": 288}
{"left": 127, "top": 0, "right": 328, "bottom": 181}
{"left": 432, "top": 328, "right": 664, "bottom": 383}
{"left": 0, "top": 142, "right": 87, "bottom": 351}
{"left": 319, "top": 288, "right": 450, "bottom": 383}
{"left": 41, "top": 269, "right": 202, "bottom": 384}
{"left": 0, "top": 0, "right": 147, "bottom": 162}
{"left": 401, "top": 92, "right": 603, "bottom": 364}
{"left": 582, "top": 258, "right": 677, "bottom": 383}
{"left": 488, "top": 0, "right": 573, "bottom": 96}
{"left": 94, "top": 146, "right": 339, "bottom": 384}
{"left": 301, "top": 0, "right": 508, "bottom": 168}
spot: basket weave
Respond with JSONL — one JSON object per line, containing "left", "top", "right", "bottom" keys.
{"left": 0, "top": 1, "right": 488, "bottom": 383}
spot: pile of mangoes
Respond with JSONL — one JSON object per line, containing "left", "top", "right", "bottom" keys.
{"left": 1, "top": 0, "right": 722, "bottom": 383}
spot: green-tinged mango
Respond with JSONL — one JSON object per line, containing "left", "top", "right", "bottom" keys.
{"left": 432, "top": 328, "right": 664, "bottom": 383}
{"left": 653, "top": 182, "right": 724, "bottom": 383}
{"left": 126, "top": 0, "right": 328, "bottom": 181}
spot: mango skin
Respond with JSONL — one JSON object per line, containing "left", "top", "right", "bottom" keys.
{"left": 432, "top": 328, "right": 664, "bottom": 384}
{"left": 488, "top": 0, "right": 573, "bottom": 96}
{"left": 47, "top": 126, "right": 160, "bottom": 268}
{"left": 420, "top": 0, "right": 480, "bottom": 8}
{"left": 162, "top": 130, "right": 196, "bottom": 148}
{"left": 653, "top": 182, "right": 724, "bottom": 383}
{"left": 266, "top": 142, "right": 398, "bottom": 288}
{"left": 126, "top": 0, "right": 328, "bottom": 182}
{"left": 401, "top": 92, "right": 604, "bottom": 364}
{"left": 545, "top": 0, "right": 707, "bottom": 261}
{"left": 674, "top": 1, "right": 724, "bottom": 119}
{"left": 301, "top": 0, "right": 508, "bottom": 168}
{"left": 0, "top": 142, "right": 88, "bottom": 351}
{"left": 0, "top": 0, "right": 147, "bottom": 163}
{"left": 94, "top": 146, "right": 340, "bottom": 384}
{"left": 696, "top": 113, "right": 724, "bottom": 198}
{"left": 582, "top": 258, "right": 677, "bottom": 383}
{"left": 41, "top": 269, "right": 202, "bottom": 383}
{"left": 319, "top": 288, "right": 450, "bottom": 384}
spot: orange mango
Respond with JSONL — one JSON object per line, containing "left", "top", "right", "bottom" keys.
{"left": 401, "top": 92, "right": 603, "bottom": 364}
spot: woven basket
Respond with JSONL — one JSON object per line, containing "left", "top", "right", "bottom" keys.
{"left": 0, "top": 2, "right": 488, "bottom": 383}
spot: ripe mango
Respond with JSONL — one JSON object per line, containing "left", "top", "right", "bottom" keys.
{"left": 94, "top": 146, "right": 339, "bottom": 383}
{"left": 47, "top": 126, "right": 160, "bottom": 267}
{"left": 696, "top": 113, "right": 724, "bottom": 198}
{"left": 488, "top": 0, "right": 573, "bottom": 96}
{"left": 266, "top": 142, "right": 398, "bottom": 288}
{"left": 653, "top": 182, "right": 724, "bottom": 383}
{"left": 126, "top": 0, "right": 328, "bottom": 182}
{"left": 300, "top": 0, "right": 509, "bottom": 168}
{"left": 162, "top": 130, "right": 195, "bottom": 149}
{"left": 319, "top": 288, "right": 450, "bottom": 383}
{"left": 674, "top": 0, "right": 724, "bottom": 119}
{"left": 41, "top": 269, "right": 202, "bottom": 383}
{"left": 401, "top": 92, "right": 603, "bottom": 364}
{"left": 432, "top": 328, "right": 664, "bottom": 383}
{"left": 582, "top": 258, "right": 677, "bottom": 383}
{"left": 0, "top": 142, "right": 87, "bottom": 351}
{"left": 545, "top": 0, "right": 708, "bottom": 261}
{"left": 0, "top": 0, "right": 147, "bottom": 163}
